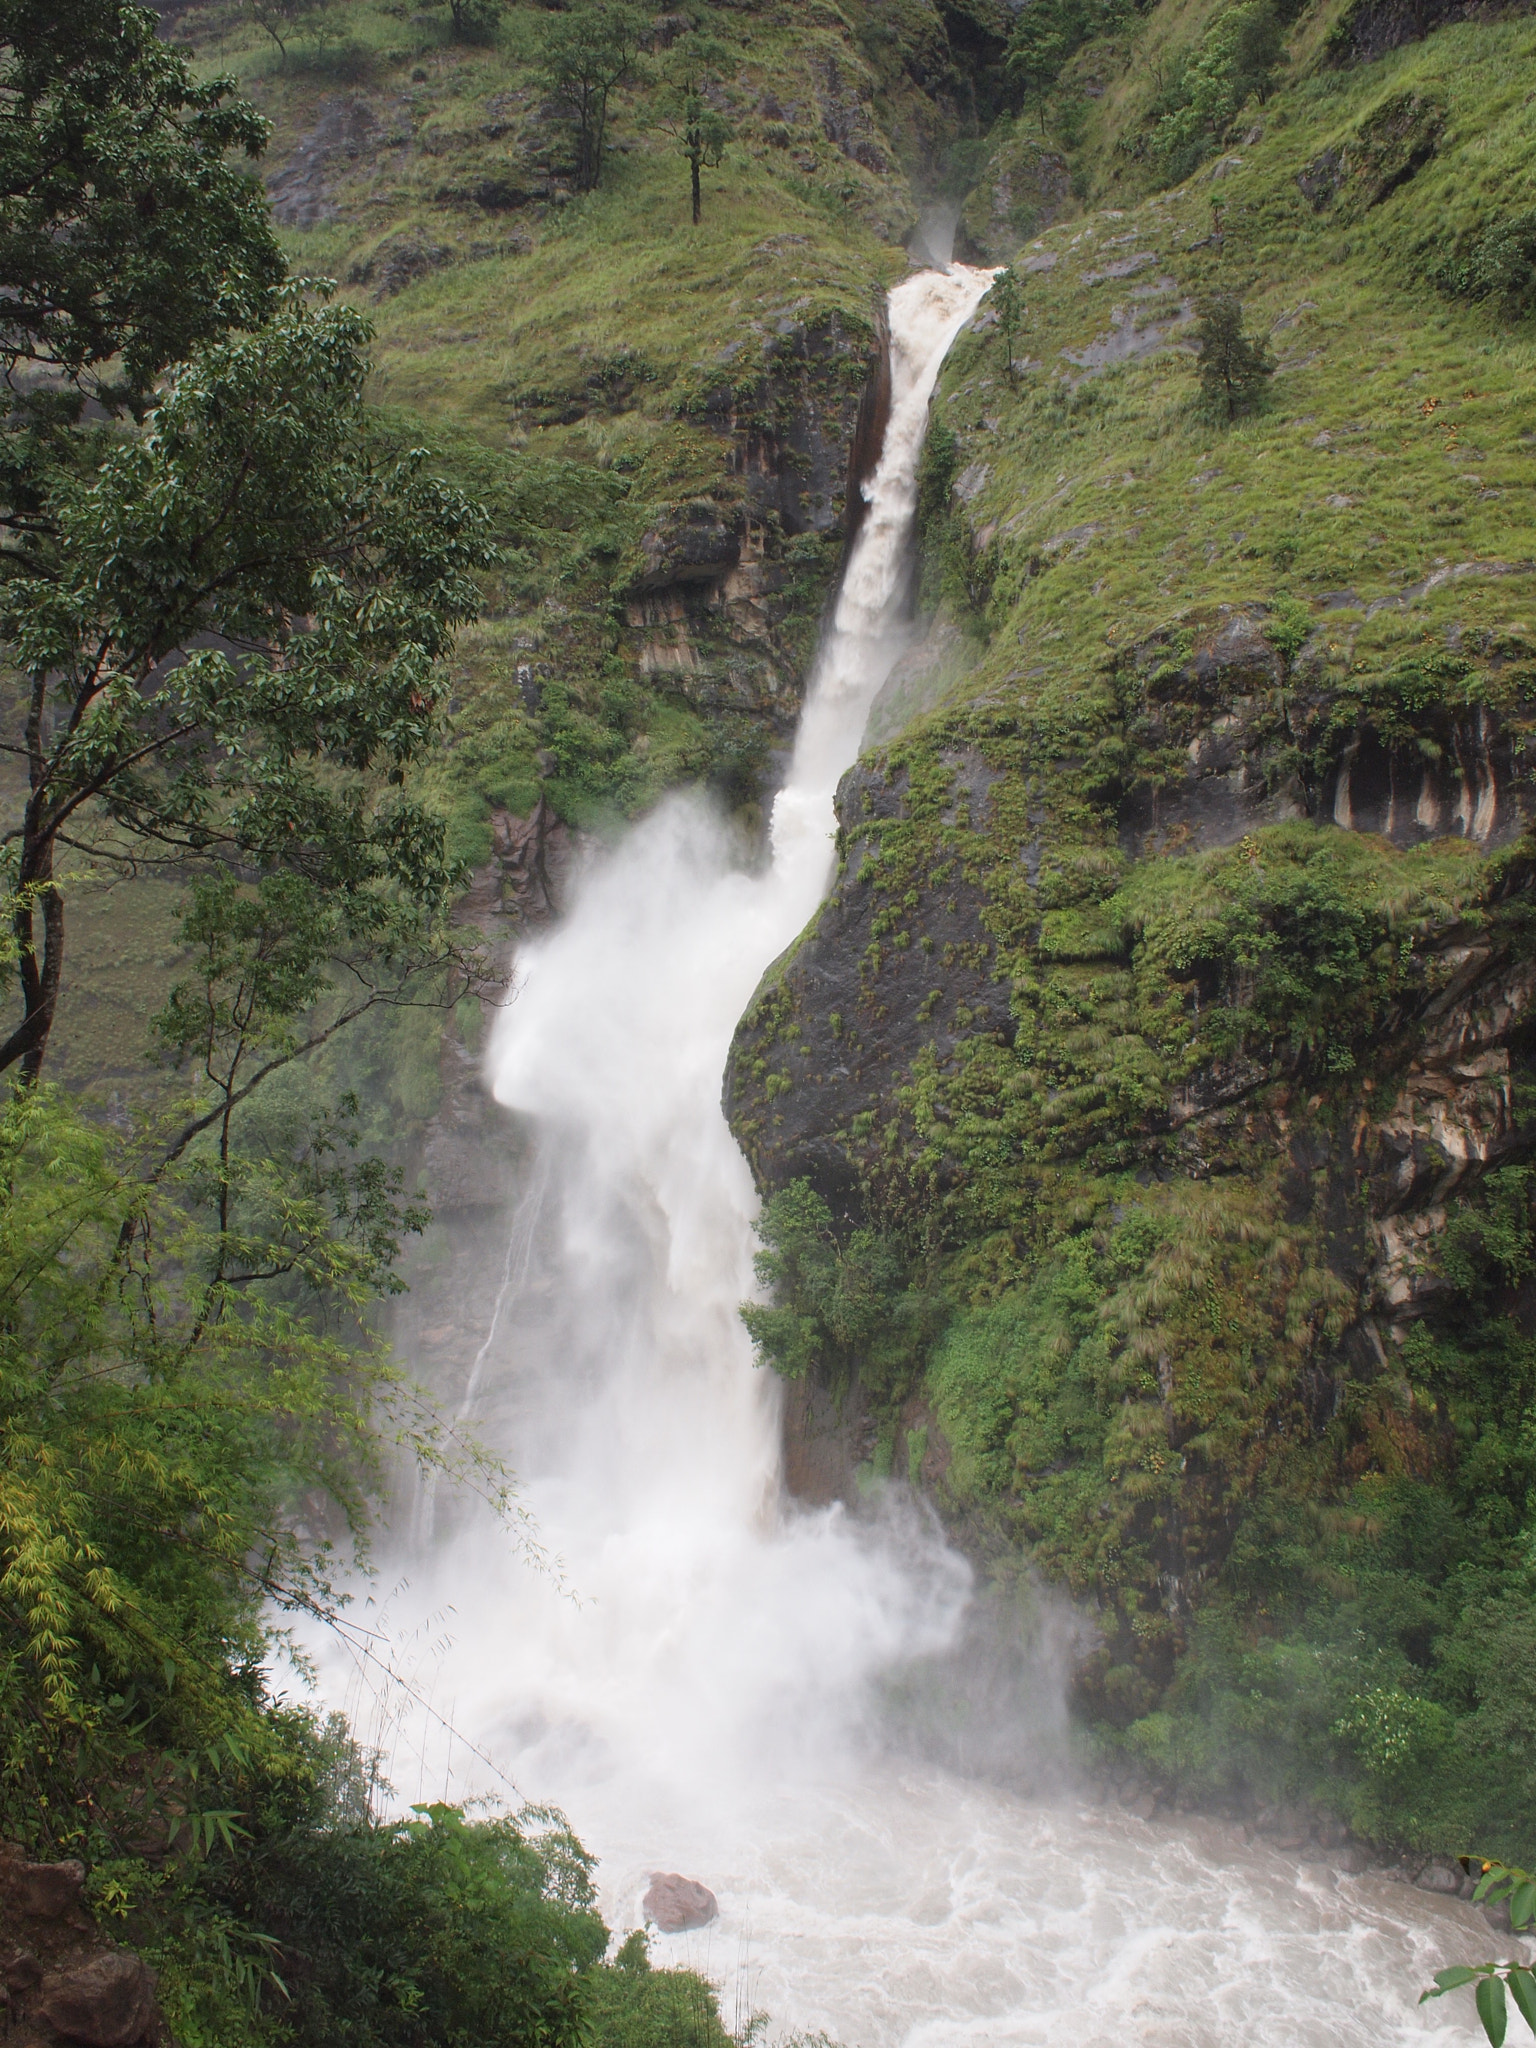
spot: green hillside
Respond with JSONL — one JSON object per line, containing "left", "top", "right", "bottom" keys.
{"left": 4, "top": 0, "right": 1536, "bottom": 2031}
{"left": 726, "top": 0, "right": 1536, "bottom": 1859}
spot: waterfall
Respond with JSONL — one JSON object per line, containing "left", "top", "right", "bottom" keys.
{"left": 308, "top": 269, "right": 1495, "bottom": 2048}
{"left": 381, "top": 265, "right": 998, "bottom": 1813}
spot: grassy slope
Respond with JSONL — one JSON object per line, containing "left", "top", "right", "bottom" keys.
{"left": 731, "top": 0, "right": 1536, "bottom": 1850}
{"left": 45, "top": 0, "right": 954, "bottom": 1110}
{"left": 933, "top": 14, "right": 1536, "bottom": 1844}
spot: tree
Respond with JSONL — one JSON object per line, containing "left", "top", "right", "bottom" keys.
{"left": 1150, "top": 1, "right": 1285, "bottom": 181}
{"left": 1006, "top": 0, "right": 1123, "bottom": 134}
{"left": 0, "top": 292, "right": 497, "bottom": 1083}
{"left": 1007, "top": 0, "right": 1078, "bottom": 133}
{"left": 990, "top": 264, "right": 1025, "bottom": 382}
{"left": 0, "top": 1, "right": 284, "bottom": 520}
{"left": 0, "top": 6, "right": 501, "bottom": 1086}
{"left": 1192, "top": 290, "right": 1275, "bottom": 421}
{"left": 243, "top": 0, "right": 340, "bottom": 64}
{"left": 439, "top": 0, "right": 502, "bottom": 42}
{"left": 537, "top": 3, "right": 643, "bottom": 193}
{"left": 661, "top": 52, "right": 732, "bottom": 226}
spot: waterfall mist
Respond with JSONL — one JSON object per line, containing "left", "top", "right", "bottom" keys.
{"left": 301, "top": 268, "right": 1494, "bottom": 2046}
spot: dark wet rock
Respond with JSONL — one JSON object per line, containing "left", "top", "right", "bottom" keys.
{"left": 725, "top": 753, "right": 1014, "bottom": 1202}
{"left": 265, "top": 96, "right": 379, "bottom": 228}
{"left": 0, "top": 1856, "right": 86, "bottom": 1921}
{"left": 1296, "top": 90, "right": 1444, "bottom": 217}
{"left": 348, "top": 234, "right": 456, "bottom": 301}
{"left": 2, "top": 1947, "right": 43, "bottom": 1991}
{"left": 1326, "top": 0, "right": 1488, "bottom": 64}
{"left": 1061, "top": 294, "right": 1196, "bottom": 380}
{"left": 36, "top": 1952, "right": 159, "bottom": 2048}
{"left": 814, "top": 53, "right": 890, "bottom": 174}
{"left": 615, "top": 309, "right": 885, "bottom": 739}
{"left": 1082, "top": 251, "right": 1158, "bottom": 285}
{"left": 643, "top": 1873, "right": 718, "bottom": 1933}
{"left": 628, "top": 500, "right": 746, "bottom": 595}
{"left": 959, "top": 132, "right": 1071, "bottom": 264}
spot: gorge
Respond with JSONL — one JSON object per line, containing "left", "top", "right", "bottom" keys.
{"left": 306, "top": 263, "right": 1507, "bottom": 2044}
{"left": 4, "top": 0, "right": 1535, "bottom": 2041}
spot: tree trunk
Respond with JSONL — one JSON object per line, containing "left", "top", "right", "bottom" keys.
{"left": 1, "top": 826, "right": 61, "bottom": 1082}
{"left": 691, "top": 151, "right": 701, "bottom": 224}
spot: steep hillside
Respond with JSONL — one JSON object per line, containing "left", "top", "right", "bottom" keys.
{"left": 44, "top": 0, "right": 1014, "bottom": 1126}
{"left": 726, "top": 1, "right": 1536, "bottom": 1854}
{"left": 126, "top": 0, "right": 1536, "bottom": 1860}
{"left": 164, "top": 0, "right": 1019, "bottom": 856}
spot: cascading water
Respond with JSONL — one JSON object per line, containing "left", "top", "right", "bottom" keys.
{"left": 312, "top": 269, "right": 1493, "bottom": 2045}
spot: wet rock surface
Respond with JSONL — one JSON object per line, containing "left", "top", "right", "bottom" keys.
{"left": 726, "top": 753, "right": 1015, "bottom": 1204}
{"left": 0, "top": 1847, "right": 163, "bottom": 2048}
{"left": 642, "top": 1873, "right": 719, "bottom": 1933}
{"left": 726, "top": 592, "right": 1536, "bottom": 1569}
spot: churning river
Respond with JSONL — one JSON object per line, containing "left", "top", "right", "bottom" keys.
{"left": 308, "top": 267, "right": 1495, "bottom": 2046}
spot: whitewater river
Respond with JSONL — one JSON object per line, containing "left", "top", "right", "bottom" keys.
{"left": 308, "top": 267, "right": 1498, "bottom": 2044}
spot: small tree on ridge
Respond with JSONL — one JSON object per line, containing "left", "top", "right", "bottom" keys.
{"left": 658, "top": 34, "right": 732, "bottom": 224}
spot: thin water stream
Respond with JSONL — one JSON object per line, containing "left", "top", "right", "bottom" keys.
{"left": 311, "top": 268, "right": 1493, "bottom": 2044}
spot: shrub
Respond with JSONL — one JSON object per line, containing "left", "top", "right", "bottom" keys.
{"left": 1433, "top": 209, "right": 1536, "bottom": 320}
{"left": 1150, "top": 1, "right": 1285, "bottom": 183}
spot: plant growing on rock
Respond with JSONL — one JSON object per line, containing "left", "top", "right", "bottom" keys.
{"left": 1192, "top": 290, "right": 1276, "bottom": 421}
{"left": 990, "top": 264, "right": 1025, "bottom": 382}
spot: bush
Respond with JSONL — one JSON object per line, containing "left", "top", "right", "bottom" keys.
{"left": 1150, "top": 1, "right": 1285, "bottom": 183}
{"left": 741, "top": 1180, "right": 944, "bottom": 1404}
{"left": 1434, "top": 209, "right": 1536, "bottom": 320}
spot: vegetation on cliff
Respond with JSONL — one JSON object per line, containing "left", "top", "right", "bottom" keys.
{"left": 6, "top": 0, "right": 1536, "bottom": 2022}
{"left": 0, "top": 5, "right": 774, "bottom": 2038}
{"left": 726, "top": 0, "right": 1536, "bottom": 1861}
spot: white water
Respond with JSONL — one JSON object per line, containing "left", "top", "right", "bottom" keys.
{"left": 309, "top": 268, "right": 1493, "bottom": 2043}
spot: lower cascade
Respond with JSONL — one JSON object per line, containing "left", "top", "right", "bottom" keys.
{"left": 310, "top": 270, "right": 1493, "bottom": 2047}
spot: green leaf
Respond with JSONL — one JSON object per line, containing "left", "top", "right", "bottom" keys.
{"left": 1436, "top": 1967, "right": 1488, "bottom": 1990}
{"left": 1511, "top": 1882, "right": 1536, "bottom": 1930}
{"left": 1477, "top": 1973, "right": 1508, "bottom": 2047}
{"left": 1505, "top": 1967, "right": 1536, "bottom": 2034}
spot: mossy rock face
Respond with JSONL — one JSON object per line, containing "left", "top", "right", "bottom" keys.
{"left": 1296, "top": 88, "right": 1446, "bottom": 219}
{"left": 1324, "top": 0, "right": 1496, "bottom": 65}
{"left": 729, "top": 9, "right": 1536, "bottom": 1744}
{"left": 959, "top": 122, "right": 1072, "bottom": 262}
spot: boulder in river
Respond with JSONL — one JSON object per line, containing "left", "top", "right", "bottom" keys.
{"left": 642, "top": 1872, "right": 718, "bottom": 1933}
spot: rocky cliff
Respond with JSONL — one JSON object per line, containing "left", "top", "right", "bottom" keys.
{"left": 727, "top": 0, "right": 1536, "bottom": 1837}
{"left": 145, "top": 0, "right": 1536, "bottom": 1851}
